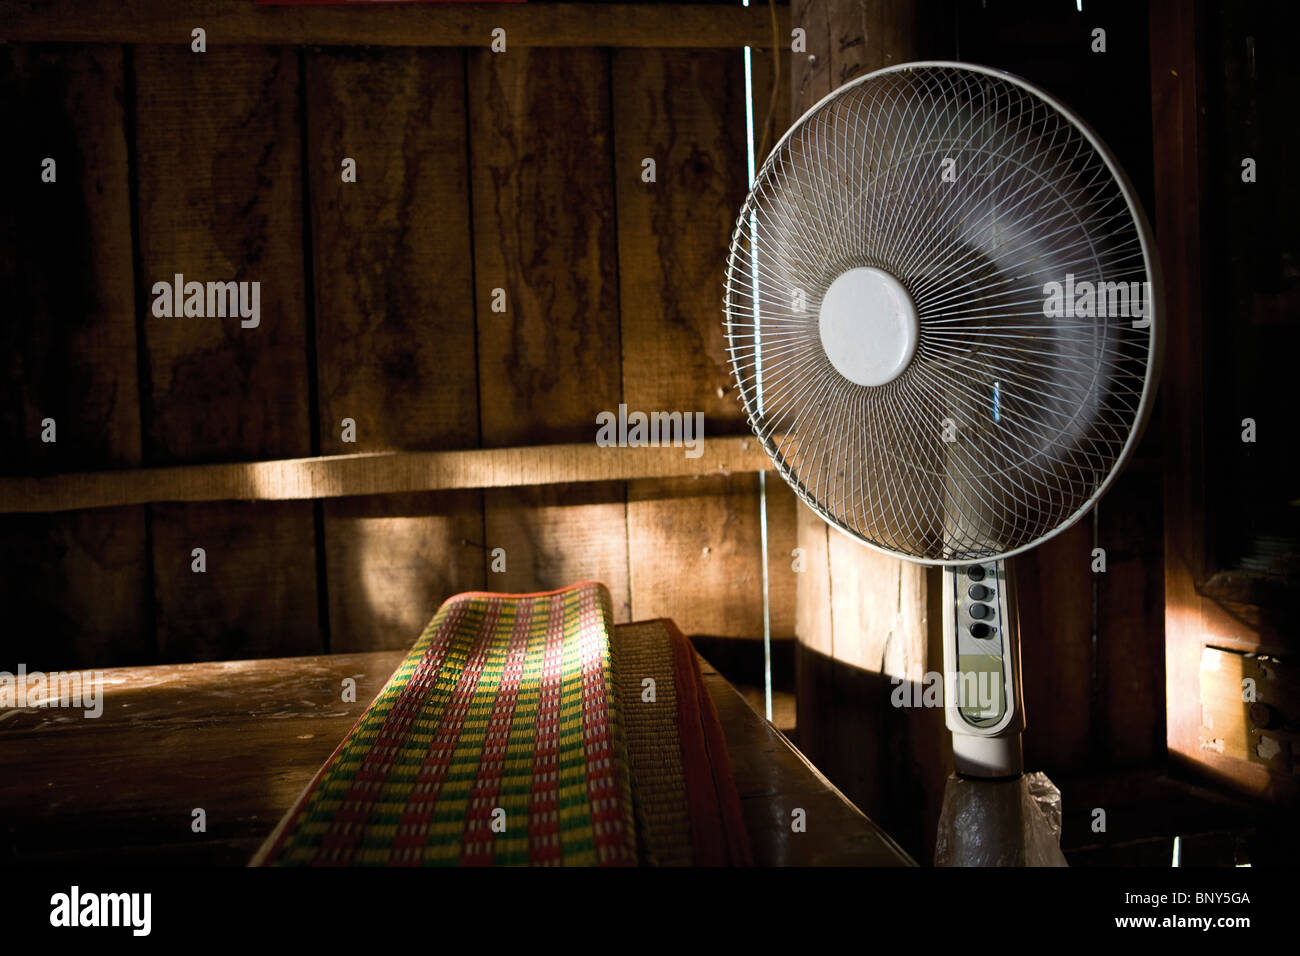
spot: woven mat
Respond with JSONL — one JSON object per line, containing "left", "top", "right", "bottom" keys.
{"left": 613, "top": 619, "right": 751, "bottom": 866}
{"left": 253, "top": 583, "right": 749, "bottom": 866}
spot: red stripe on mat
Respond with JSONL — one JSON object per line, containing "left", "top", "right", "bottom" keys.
{"left": 527, "top": 597, "right": 567, "bottom": 865}
{"left": 459, "top": 597, "right": 534, "bottom": 865}
{"left": 385, "top": 602, "right": 502, "bottom": 865}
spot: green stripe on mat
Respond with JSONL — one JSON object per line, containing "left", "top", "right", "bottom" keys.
{"left": 256, "top": 582, "right": 636, "bottom": 866}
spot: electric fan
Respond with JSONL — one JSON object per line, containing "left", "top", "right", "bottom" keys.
{"left": 723, "top": 62, "right": 1161, "bottom": 781}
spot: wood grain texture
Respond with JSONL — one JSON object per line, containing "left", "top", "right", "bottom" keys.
{"left": 628, "top": 475, "right": 763, "bottom": 637}
{"left": 1150, "top": 0, "right": 1206, "bottom": 783}
{"left": 789, "top": 0, "right": 934, "bottom": 681}
{"left": 0, "top": 507, "right": 151, "bottom": 670}
{"left": 1, "top": 2, "right": 790, "bottom": 49}
{"left": 794, "top": 497, "right": 834, "bottom": 656}
{"left": 0, "top": 639, "right": 911, "bottom": 866}
{"left": 613, "top": 48, "right": 747, "bottom": 431}
{"left": 791, "top": 0, "right": 854, "bottom": 791}
{"left": 791, "top": 0, "right": 833, "bottom": 117}
{"left": 0, "top": 649, "right": 407, "bottom": 865}
{"left": 612, "top": 48, "right": 768, "bottom": 639}
{"left": 304, "top": 48, "right": 482, "bottom": 652}
{"left": 747, "top": 40, "right": 792, "bottom": 164}
{"left": 134, "top": 46, "right": 318, "bottom": 661}
{"left": 697, "top": 652, "right": 914, "bottom": 865}
{"left": 149, "top": 501, "right": 319, "bottom": 662}
{"left": 319, "top": 491, "right": 483, "bottom": 653}
{"left": 826, "top": 528, "right": 928, "bottom": 681}
{"left": 1097, "top": 464, "right": 1166, "bottom": 765}
{"left": 1017, "top": 520, "right": 1095, "bottom": 772}
{"left": 134, "top": 46, "right": 310, "bottom": 465}
{"left": 469, "top": 47, "right": 620, "bottom": 449}
{"left": 0, "top": 46, "right": 150, "bottom": 669}
{"left": 468, "top": 47, "right": 630, "bottom": 611}
{"left": 306, "top": 48, "right": 477, "bottom": 458}
{"left": 765, "top": 477, "right": 799, "bottom": 640}
{"left": 483, "top": 483, "right": 632, "bottom": 622}
{"left": 793, "top": 643, "right": 951, "bottom": 862}
{"left": 0, "top": 45, "right": 140, "bottom": 473}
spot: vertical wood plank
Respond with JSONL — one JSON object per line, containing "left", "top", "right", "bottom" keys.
{"left": 627, "top": 475, "right": 761, "bottom": 636}
{"left": 468, "top": 47, "right": 628, "bottom": 608}
{"left": 304, "top": 48, "right": 483, "bottom": 651}
{"left": 795, "top": 500, "right": 834, "bottom": 656}
{"left": 135, "top": 48, "right": 312, "bottom": 465}
{"left": 790, "top": 0, "right": 851, "bottom": 803}
{"left": 149, "top": 500, "right": 317, "bottom": 662}
{"left": 613, "top": 49, "right": 746, "bottom": 432}
{"left": 791, "top": 0, "right": 936, "bottom": 683}
{"left": 307, "top": 49, "right": 478, "bottom": 457}
{"left": 1098, "top": 464, "right": 1166, "bottom": 765}
{"left": 613, "top": 48, "right": 765, "bottom": 638}
{"left": 134, "top": 46, "right": 318, "bottom": 661}
{"left": 0, "top": 508, "right": 149, "bottom": 669}
{"left": 0, "top": 45, "right": 150, "bottom": 669}
{"left": 1018, "top": 521, "right": 1096, "bottom": 771}
{"left": 322, "top": 491, "right": 483, "bottom": 650}
{"left": 0, "top": 46, "right": 141, "bottom": 473}
{"left": 469, "top": 47, "right": 621, "bottom": 448}
{"left": 765, "top": 476, "right": 799, "bottom": 641}
{"left": 791, "top": 0, "right": 834, "bottom": 121}
{"left": 827, "top": 531, "right": 928, "bottom": 681}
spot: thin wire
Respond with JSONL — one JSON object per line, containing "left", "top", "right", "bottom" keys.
{"left": 743, "top": 0, "right": 773, "bottom": 722}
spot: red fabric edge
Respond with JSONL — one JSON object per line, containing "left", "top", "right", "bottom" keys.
{"left": 661, "top": 619, "right": 752, "bottom": 866}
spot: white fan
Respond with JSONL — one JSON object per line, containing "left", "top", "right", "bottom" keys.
{"left": 724, "top": 62, "right": 1161, "bottom": 781}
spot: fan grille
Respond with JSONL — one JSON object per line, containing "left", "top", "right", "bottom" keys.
{"left": 724, "top": 63, "right": 1158, "bottom": 563}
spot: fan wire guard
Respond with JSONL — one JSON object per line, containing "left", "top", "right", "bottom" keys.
{"left": 724, "top": 63, "right": 1158, "bottom": 564}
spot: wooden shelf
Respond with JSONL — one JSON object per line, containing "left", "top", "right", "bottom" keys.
{"left": 0, "top": 437, "right": 774, "bottom": 513}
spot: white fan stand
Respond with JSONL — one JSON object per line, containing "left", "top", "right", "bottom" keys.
{"left": 724, "top": 61, "right": 1162, "bottom": 867}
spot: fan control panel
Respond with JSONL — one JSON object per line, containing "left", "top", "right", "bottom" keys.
{"left": 951, "top": 562, "right": 1012, "bottom": 729}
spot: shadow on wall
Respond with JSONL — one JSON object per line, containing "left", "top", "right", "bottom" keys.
{"left": 795, "top": 643, "right": 952, "bottom": 864}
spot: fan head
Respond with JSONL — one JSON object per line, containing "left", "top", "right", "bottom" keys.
{"left": 724, "top": 62, "right": 1161, "bottom": 564}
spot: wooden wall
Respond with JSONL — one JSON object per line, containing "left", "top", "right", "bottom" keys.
{"left": 0, "top": 4, "right": 796, "bottom": 672}
{"left": 0, "top": 0, "right": 1183, "bottom": 865}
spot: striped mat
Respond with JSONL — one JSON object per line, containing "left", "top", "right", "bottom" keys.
{"left": 253, "top": 582, "right": 749, "bottom": 866}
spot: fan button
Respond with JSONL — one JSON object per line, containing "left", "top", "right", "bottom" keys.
{"left": 969, "top": 623, "right": 992, "bottom": 639}
{"left": 966, "top": 565, "right": 986, "bottom": 581}
{"left": 968, "top": 584, "right": 992, "bottom": 601}
{"left": 969, "top": 603, "right": 993, "bottom": 620}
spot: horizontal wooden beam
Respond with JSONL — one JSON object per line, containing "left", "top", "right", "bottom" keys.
{"left": 0, "top": 437, "right": 774, "bottom": 513}
{"left": 0, "top": 2, "right": 788, "bottom": 48}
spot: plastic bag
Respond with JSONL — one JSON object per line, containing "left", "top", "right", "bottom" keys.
{"left": 933, "top": 770, "right": 1067, "bottom": 866}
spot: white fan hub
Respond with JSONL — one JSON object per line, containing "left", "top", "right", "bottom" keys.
{"left": 817, "top": 267, "right": 919, "bottom": 387}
